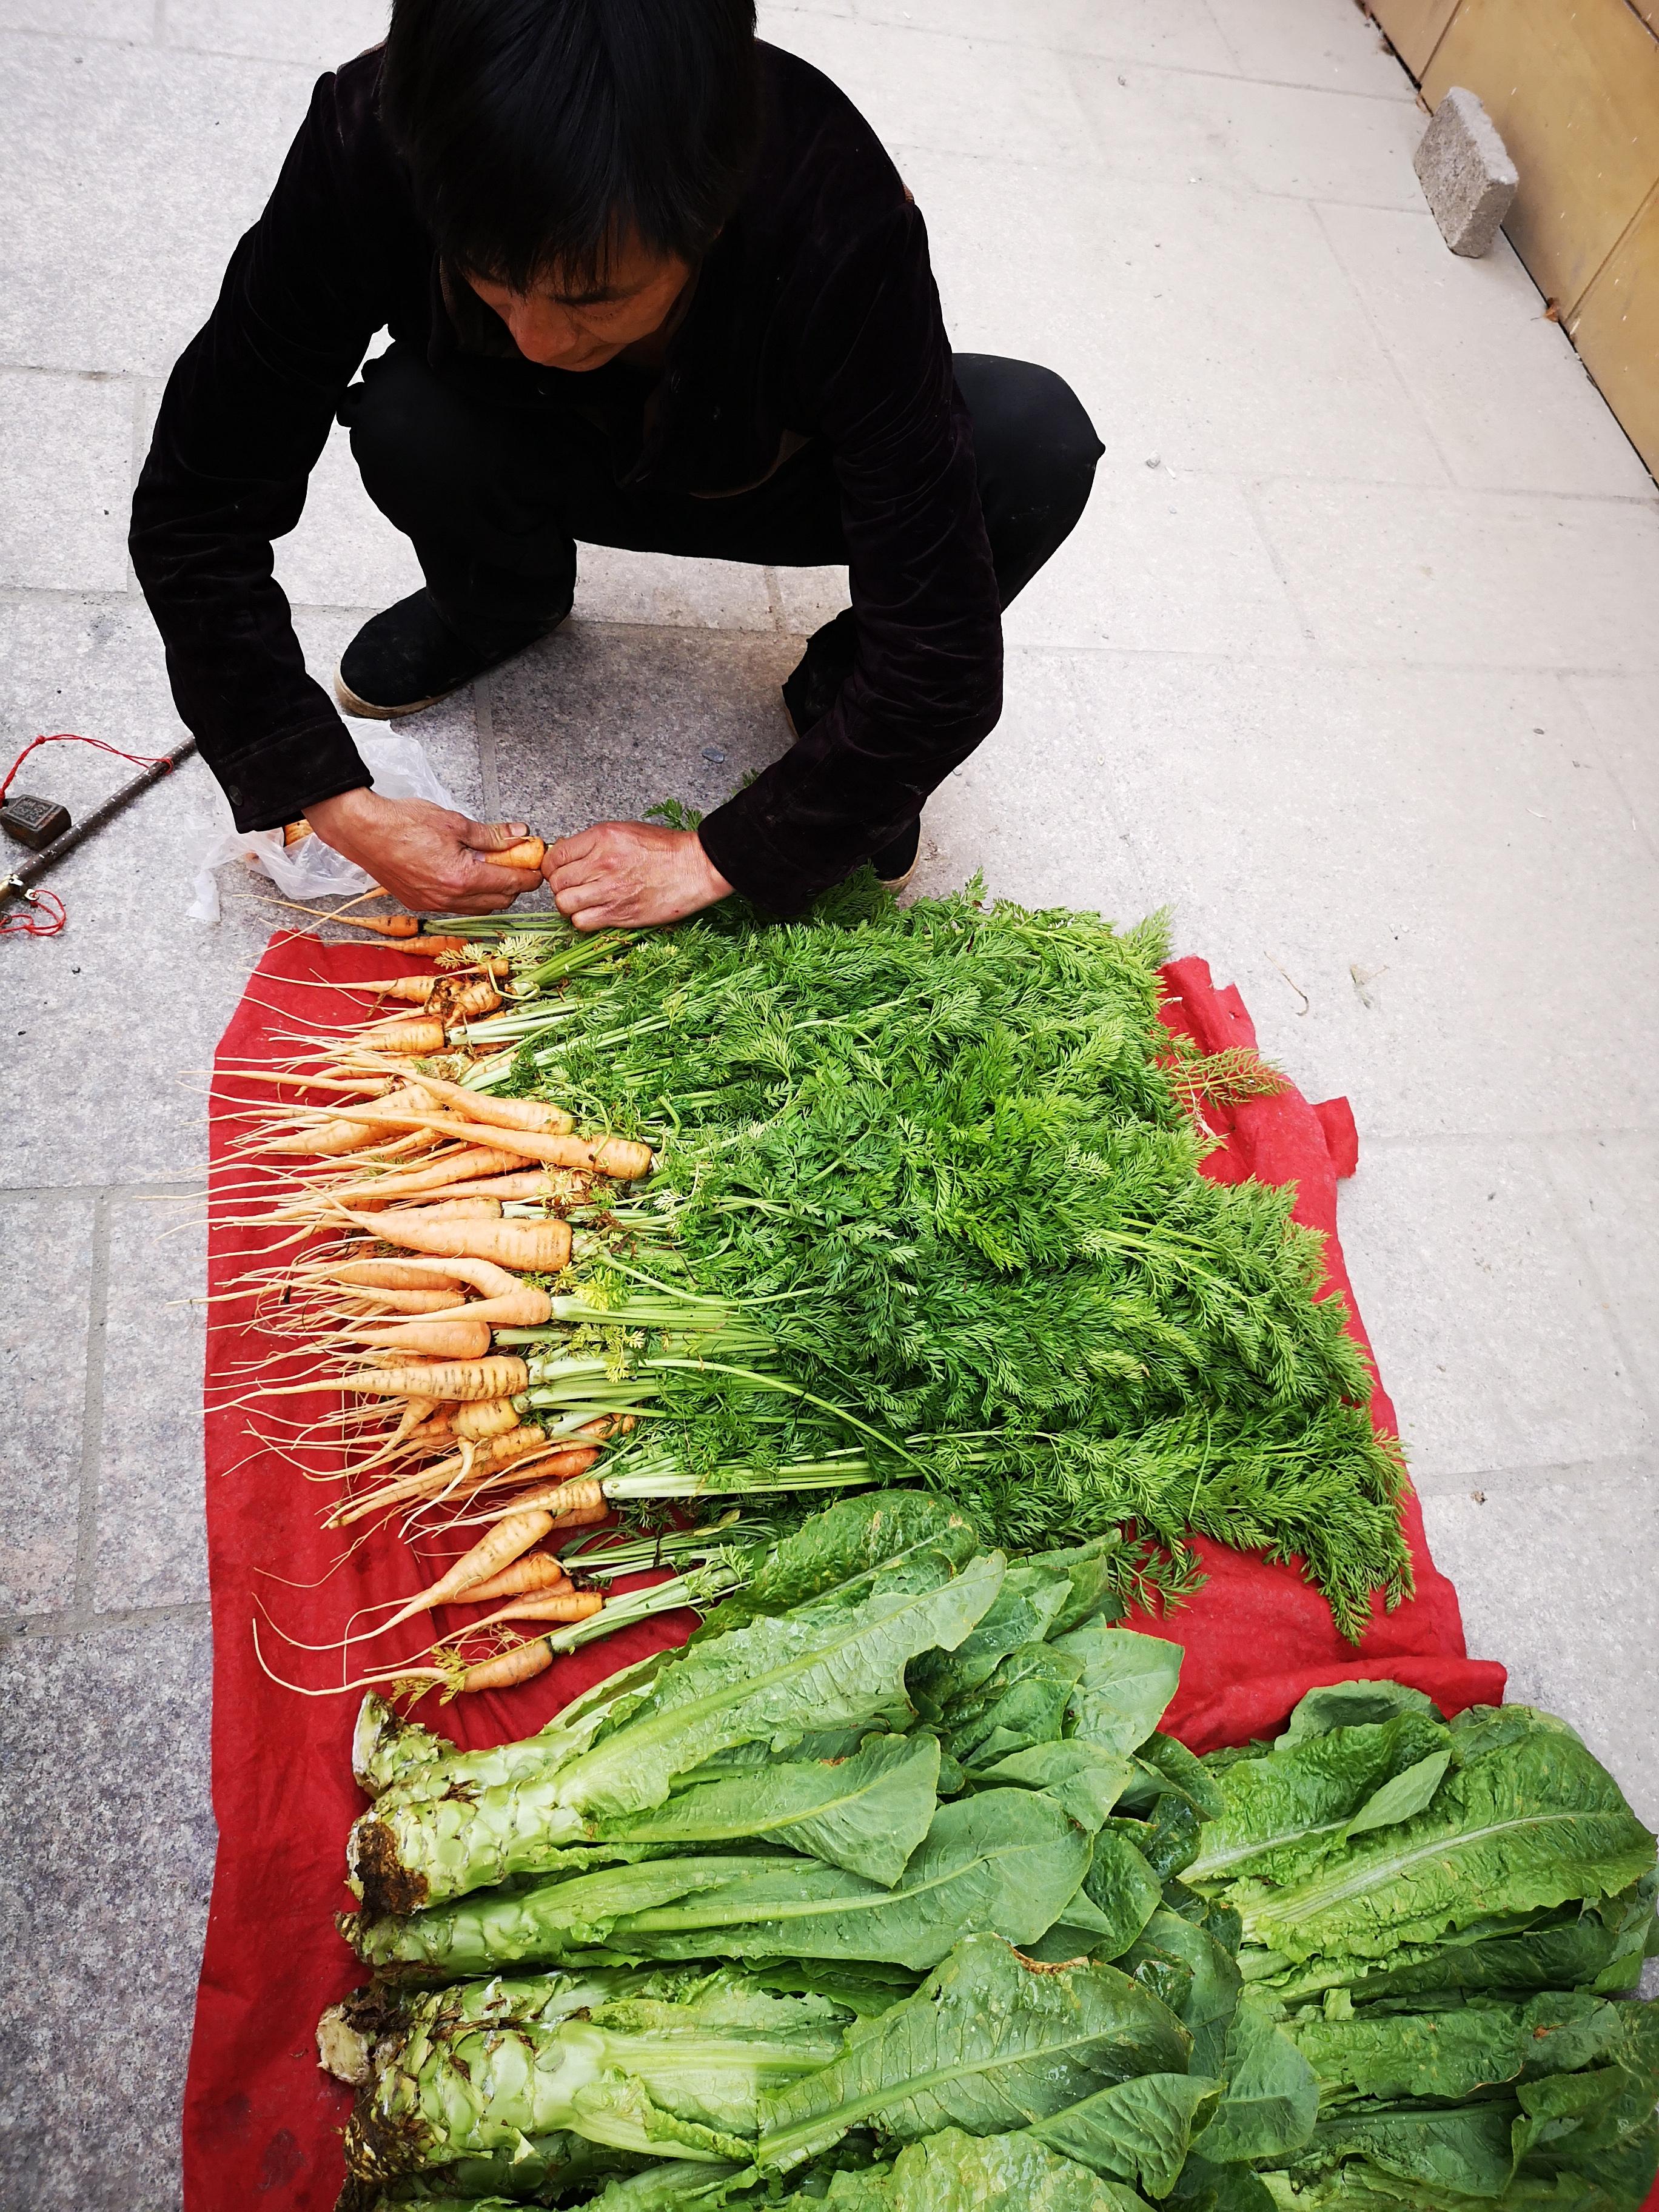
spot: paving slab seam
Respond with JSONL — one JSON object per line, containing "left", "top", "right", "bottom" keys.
{"left": 1536, "top": 1147, "right": 1659, "bottom": 1441}
{"left": 0, "top": 1600, "right": 212, "bottom": 1642}
{"left": 1356, "top": 1128, "right": 1659, "bottom": 1152}
{"left": 1409, "top": 1449, "right": 1659, "bottom": 1501}
{"left": 1234, "top": 478, "right": 1320, "bottom": 649}
{"left": 69, "top": 1192, "right": 112, "bottom": 1613}
{"left": 1308, "top": 199, "right": 1459, "bottom": 491}
{"left": 0, "top": 1180, "right": 203, "bottom": 1201}
{"left": 473, "top": 674, "right": 502, "bottom": 822}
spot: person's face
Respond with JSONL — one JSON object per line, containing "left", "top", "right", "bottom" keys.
{"left": 466, "top": 235, "right": 692, "bottom": 372}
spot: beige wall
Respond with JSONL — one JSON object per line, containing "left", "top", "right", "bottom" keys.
{"left": 1370, "top": 0, "right": 1659, "bottom": 480}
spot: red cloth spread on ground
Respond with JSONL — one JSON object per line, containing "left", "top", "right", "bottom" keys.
{"left": 184, "top": 932, "right": 1505, "bottom": 2212}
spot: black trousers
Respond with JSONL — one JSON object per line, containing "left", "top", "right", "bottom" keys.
{"left": 341, "top": 346, "right": 1102, "bottom": 742}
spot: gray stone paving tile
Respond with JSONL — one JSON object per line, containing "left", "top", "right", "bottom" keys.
{"left": 1205, "top": 0, "right": 1416, "bottom": 96}
{"left": 1565, "top": 673, "right": 1659, "bottom": 861}
{"left": 1544, "top": 1138, "right": 1659, "bottom": 1419}
{"left": 1011, "top": 653, "right": 1659, "bottom": 1142}
{"left": 572, "top": 545, "right": 776, "bottom": 632}
{"left": 1253, "top": 478, "right": 1659, "bottom": 671}
{"left": 763, "top": 8, "right": 1100, "bottom": 166}
{"left": 273, "top": 418, "right": 425, "bottom": 617}
{"left": 0, "top": 0, "right": 150, "bottom": 36}
{"left": 908, "top": 646, "right": 1169, "bottom": 922}
{"left": 1000, "top": 460, "right": 1307, "bottom": 658}
{"left": 848, "top": 0, "right": 1237, "bottom": 72}
{"left": 0, "top": 372, "right": 134, "bottom": 591}
{"left": 0, "top": 594, "right": 190, "bottom": 816}
{"left": 0, "top": 1618, "right": 214, "bottom": 2212}
{"left": 95, "top": 1201, "right": 209, "bottom": 1613}
{"left": 0, "top": 591, "right": 483, "bottom": 1188}
{"left": 0, "top": 35, "right": 318, "bottom": 378}
{"left": 902, "top": 147, "right": 1448, "bottom": 482}
{"left": 0, "top": 1198, "right": 94, "bottom": 1619}
{"left": 164, "top": 0, "right": 389, "bottom": 68}
{"left": 1339, "top": 1142, "right": 1653, "bottom": 1489}
{"left": 1421, "top": 1476, "right": 1659, "bottom": 1828}
{"left": 1319, "top": 205, "right": 1657, "bottom": 499}
{"left": 488, "top": 619, "right": 800, "bottom": 841}
{"left": 1073, "top": 56, "right": 1429, "bottom": 206}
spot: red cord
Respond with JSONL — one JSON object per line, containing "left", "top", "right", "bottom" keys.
{"left": 1, "top": 732, "right": 177, "bottom": 940}
{"left": 0, "top": 886, "right": 67, "bottom": 937}
{"left": 0, "top": 730, "right": 176, "bottom": 805}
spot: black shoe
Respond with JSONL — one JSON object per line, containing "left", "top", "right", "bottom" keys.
{"left": 335, "top": 589, "right": 560, "bottom": 718}
{"left": 871, "top": 819, "right": 920, "bottom": 891}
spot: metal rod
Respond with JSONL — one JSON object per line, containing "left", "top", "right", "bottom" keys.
{"left": 0, "top": 736, "right": 197, "bottom": 900}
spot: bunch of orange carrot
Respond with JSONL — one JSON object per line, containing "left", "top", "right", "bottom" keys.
{"left": 211, "top": 882, "right": 660, "bottom": 1700}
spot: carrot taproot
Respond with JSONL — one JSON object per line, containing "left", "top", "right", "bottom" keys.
{"left": 330, "top": 1424, "right": 555, "bottom": 1521}
{"left": 477, "top": 1473, "right": 607, "bottom": 1523}
{"left": 322, "top": 1259, "right": 476, "bottom": 1292}
{"left": 311, "top": 1106, "right": 653, "bottom": 1180}
{"left": 458, "top": 1588, "right": 602, "bottom": 1635}
{"left": 378, "top": 1285, "right": 550, "bottom": 1329}
{"left": 338, "top": 1288, "right": 459, "bottom": 1315}
{"left": 366, "top": 1017, "right": 447, "bottom": 1054}
{"left": 444, "top": 1550, "right": 567, "bottom": 1605}
{"left": 381, "top": 1198, "right": 503, "bottom": 1222}
{"left": 454, "top": 1397, "right": 521, "bottom": 1439}
{"left": 395, "top": 935, "right": 471, "bottom": 960}
{"left": 366, "top": 1069, "right": 574, "bottom": 1138}
{"left": 330, "top": 1147, "right": 529, "bottom": 1203}
{"left": 263, "top": 899, "right": 421, "bottom": 937}
{"left": 347, "top": 1355, "right": 528, "bottom": 1403}
{"left": 373, "top": 1508, "right": 554, "bottom": 1632}
{"left": 456, "top": 1640, "right": 554, "bottom": 1692}
{"left": 492, "top": 837, "right": 546, "bottom": 871}
{"left": 347, "top": 1317, "right": 494, "bottom": 1361}
{"left": 263, "top": 1116, "right": 402, "bottom": 1158}
{"left": 415, "top": 977, "right": 502, "bottom": 1022}
{"left": 386, "top": 1169, "right": 587, "bottom": 1204}
{"left": 334, "top": 1207, "right": 572, "bottom": 1272}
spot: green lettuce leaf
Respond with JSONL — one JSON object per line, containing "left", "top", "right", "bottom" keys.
{"left": 1032, "top": 2073, "right": 1222, "bottom": 2199}
{"left": 1122, "top": 1909, "right": 1242, "bottom": 2079}
{"left": 1227, "top": 1712, "right": 1655, "bottom": 1969}
{"left": 1279, "top": 1687, "right": 1441, "bottom": 1746}
{"left": 758, "top": 1935, "right": 1193, "bottom": 2173}
{"left": 695, "top": 1492, "right": 983, "bottom": 1642}
{"left": 1081, "top": 1832, "right": 1166, "bottom": 1960}
{"left": 977, "top": 1744, "right": 1138, "bottom": 1833}
{"left": 816, "top": 2127, "right": 1154, "bottom": 2212}
{"left": 1193, "top": 1996, "right": 1319, "bottom": 2165}
{"left": 1057, "top": 1629, "right": 1184, "bottom": 1758}
{"left": 603, "top": 1734, "right": 941, "bottom": 1888}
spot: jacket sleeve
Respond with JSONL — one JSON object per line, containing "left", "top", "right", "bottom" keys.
{"left": 129, "top": 69, "right": 389, "bottom": 832}
{"left": 696, "top": 199, "right": 1002, "bottom": 917}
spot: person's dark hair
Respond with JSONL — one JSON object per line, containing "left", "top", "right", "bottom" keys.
{"left": 381, "top": 0, "right": 761, "bottom": 292}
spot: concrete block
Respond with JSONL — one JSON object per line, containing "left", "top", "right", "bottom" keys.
{"left": 1414, "top": 85, "right": 1518, "bottom": 257}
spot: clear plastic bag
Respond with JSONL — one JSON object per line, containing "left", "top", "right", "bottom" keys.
{"left": 187, "top": 731, "right": 458, "bottom": 923}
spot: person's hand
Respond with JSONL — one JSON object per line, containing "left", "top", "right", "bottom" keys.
{"left": 542, "top": 821, "right": 732, "bottom": 931}
{"left": 304, "top": 787, "right": 543, "bottom": 914}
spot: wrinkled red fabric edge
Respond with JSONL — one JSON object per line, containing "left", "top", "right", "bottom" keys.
{"left": 183, "top": 933, "right": 1504, "bottom": 2212}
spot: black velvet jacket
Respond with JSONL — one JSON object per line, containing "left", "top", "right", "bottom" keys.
{"left": 129, "top": 42, "right": 1002, "bottom": 917}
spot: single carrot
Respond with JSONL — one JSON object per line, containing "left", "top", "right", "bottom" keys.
{"left": 366, "top": 1017, "right": 446, "bottom": 1054}
{"left": 492, "top": 837, "right": 546, "bottom": 871}
{"left": 377, "top": 1285, "right": 550, "bottom": 1329}
{"left": 423, "top": 978, "right": 501, "bottom": 1021}
{"left": 313, "top": 1106, "right": 654, "bottom": 1181}
{"left": 333, "top": 1207, "right": 572, "bottom": 1272}
{"left": 454, "top": 1397, "right": 521, "bottom": 1439}
{"left": 384, "top": 1169, "right": 587, "bottom": 1204}
{"left": 395, "top": 936, "right": 471, "bottom": 960}
{"left": 477, "top": 1473, "right": 607, "bottom": 1523}
{"left": 365, "top": 1068, "right": 575, "bottom": 1138}
{"left": 456, "top": 1640, "right": 553, "bottom": 1692}
{"left": 374, "top": 1509, "right": 554, "bottom": 1633}
{"left": 446, "top": 1551, "right": 568, "bottom": 1605}
{"left": 263, "top": 1116, "right": 401, "bottom": 1158}
{"left": 347, "top": 1355, "right": 528, "bottom": 1402}
{"left": 324, "top": 1145, "right": 531, "bottom": 1204}
{"left": 263, "top": 899, "right": 421, "bottom": 937}
{"left": 337, "top": 1288, "right": 459, "bottom": 1315}
{"left": 329, "top": 1426, "right": 560, "bottom": 1524}
{"left": 321, "top": 1259, "right": 477, "bottom": 1292}
{"left": 380, "top": 1198, "right": 503, "bottom": 1222}
{"left": 346, "top": 1317, "right": 493, "bottom": 1360}
{"left": 458, "top": 1589, "right": 602, "bottom": 1635}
